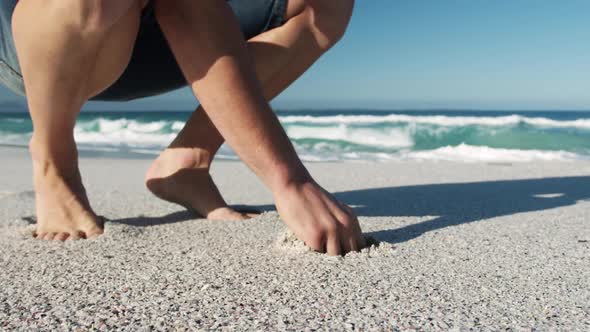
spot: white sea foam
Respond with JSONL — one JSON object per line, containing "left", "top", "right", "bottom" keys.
{"left": 72, "top": 118, "right": 417, "bottom": 150}
{"left": 74, "top": 131, "right": 177, "bottom": 148}
{"left": 1, "top": 117, "right": 588, "bottom": 163}
{"left": 0, "top": 132, "right": 31, "bottom": 146}
{"left": 278, "top": 114, "right": 590, "bottom": 129}
{"left": 171, "top": 121, "right": 186, "bottom": 131}
{"left": 404, "top": 144, "right": 583, "bottom": 162}
{"left": 288, "top": 145, "right": 583, "bottom": 162}
{"left": 127, "top": 120, "right": 167, "bottom": 133}
{"left": 74, "top": 118, "right": 177, "bottom": 149}
{"left": 285, "top": 124, "right": 414, "bottom": 148}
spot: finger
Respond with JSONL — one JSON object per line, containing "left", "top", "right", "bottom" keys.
{"left": 343, "top": 213, "right": 365, "bottom": 251}
{"left": 352, "top": 225, "right": 366, "bottom": 250}
{"left": 334, "top": 203, "right": 363, "bottom": 251}
{"left": 328, "top": 201, "right": 361, "bottom": 254}
{"left": 331, "top": 196, "right": 354, "bottom": 215}
{"left": 340, "top": 240, "right": 353, "bottom": 255}
{"left": 307, "top": 233, "right": 326, "bottom": 253}
{"left": 330, "top": 199, "right": 352, "bottom": 222}
{"left": 340, "top": 231, "right": 353, "bottom": 254}
{"left": 326, "top": 234, "right": 342, "bottom": 256}
{"left": 333, "top": 201, "right": 362, "bottom": 237}
{"left": 341, "top": 225, "right": 361, "bottom": 253}
{"left": 349, "top": 236, "right": 360, "bottom": 252}
{"left": 338, "top": 200, "right": 355, "bottom": 215}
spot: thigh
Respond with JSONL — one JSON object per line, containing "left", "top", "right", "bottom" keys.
{"left": 91, "top": 0, "right": 288, "bottom": 102}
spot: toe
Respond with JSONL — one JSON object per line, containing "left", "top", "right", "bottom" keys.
{"left": 86, "top": 230, "right": 103, "bottom": 240}
{"left": 84, "top": 224, "right": 105, "bottom": 240}
{"left": 35, "top": 232, "right": 47, "bottom": 240}
{"left": 54, "top": 233, "right": 70, "bottom": 241}
{"left": 69, "top": 231, "right": 85, "bottom": 240}
{"left": 43, "top": 232, "right": 57, "bottom": 241}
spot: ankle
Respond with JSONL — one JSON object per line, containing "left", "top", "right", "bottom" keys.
{"left": 191, "top": 147, "right": 215, "bottom": 169}
{"left": 145, "top": 147, "right": 215, "bottom": 185}
{"left": 29, "top": 136, "right": 80, "bottom": 181}
{"left": 163, "top": 147, "right": 214, "bottom": 170}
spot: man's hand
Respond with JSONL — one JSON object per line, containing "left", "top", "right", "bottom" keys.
{"left": 274, "top": 180, "right": 365, "bottom": 256}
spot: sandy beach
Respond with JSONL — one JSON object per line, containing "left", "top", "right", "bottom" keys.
{"left": 0, "top": 145, "right": 589, "bottom": 330}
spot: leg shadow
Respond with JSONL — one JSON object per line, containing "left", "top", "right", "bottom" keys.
{"left": 110, "top": 204, "right": 275, "bottom": 227}
{"left": 113, "top": 210, "right": 196, "bottom": 227}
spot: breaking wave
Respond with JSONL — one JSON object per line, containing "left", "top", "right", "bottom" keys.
{"left": 1, "top": 111, "right": 590, "bottom": 162}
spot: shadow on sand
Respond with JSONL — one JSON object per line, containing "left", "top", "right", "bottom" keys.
{"left": 335, "top": 176, "right": 590, "bottom": 244}
{"left": 113, "top": 176, "right": 590, "bottom": 245}
{"left": 114, "top": 210, "right": 196, "bottom": 227}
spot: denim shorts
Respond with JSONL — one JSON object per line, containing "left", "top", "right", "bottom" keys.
{"left": 0, "top": 0, "right": 287, "bottom": 101}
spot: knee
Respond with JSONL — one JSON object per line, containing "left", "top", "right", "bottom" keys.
{"left": 303, "top": 0, "right": 355, "bottom": 51}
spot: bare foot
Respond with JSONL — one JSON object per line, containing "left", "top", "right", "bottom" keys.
{"left": 31, "top": 143, "right": 104, "bottom": 241}
{"left": 145, "top": 148, "right": 258, "bottom": 220}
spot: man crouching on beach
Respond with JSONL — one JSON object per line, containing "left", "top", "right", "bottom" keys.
{"left": 4, "top": 0, "right": 364, "bottom": 255}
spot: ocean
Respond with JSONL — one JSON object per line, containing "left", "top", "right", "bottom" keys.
{"left": 1, "top": 110, "right": 590, "bottom": 162}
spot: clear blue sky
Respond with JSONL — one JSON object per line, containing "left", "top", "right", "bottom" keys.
{"left": 1, "top": 0, "right": 589, "bottom": 110}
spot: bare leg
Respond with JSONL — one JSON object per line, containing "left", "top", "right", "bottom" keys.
{"left": 13, "top": 0, "right": 146, "bottom": 240}
{"left": 145, "top": 0, "right": 354, "bottom": 220}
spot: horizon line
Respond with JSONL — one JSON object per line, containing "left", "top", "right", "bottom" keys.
{"left": 2, "top": 108, "right": 590, "bottom": 113}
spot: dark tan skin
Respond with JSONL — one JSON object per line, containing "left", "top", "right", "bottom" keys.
{"left": 12, "top": 0, "right": 363, "bottom": 255}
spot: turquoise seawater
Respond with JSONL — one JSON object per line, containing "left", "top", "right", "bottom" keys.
{"left": 1, "top": 110, "right": 590, "bottom": 162}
